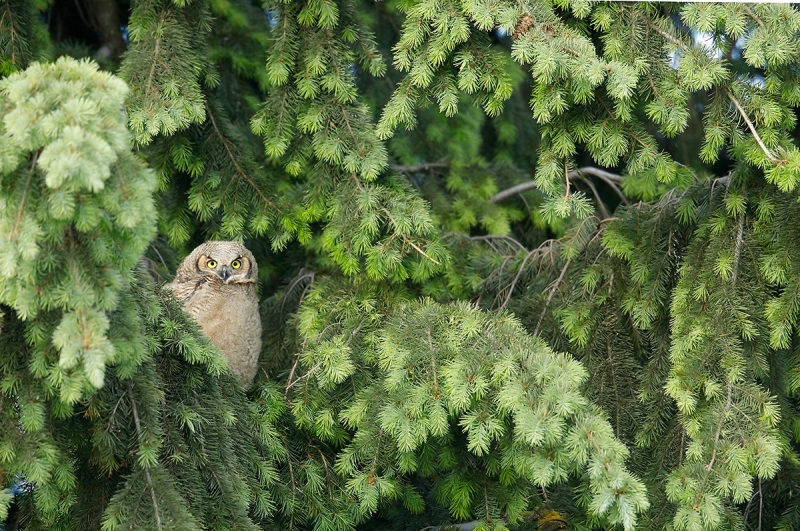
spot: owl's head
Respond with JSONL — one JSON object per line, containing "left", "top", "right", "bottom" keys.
{"left": 186, "top": 241, "right": 258, "bottom": 285}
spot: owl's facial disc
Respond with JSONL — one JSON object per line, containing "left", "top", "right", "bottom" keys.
{"left": 196, "top": 252, "right": 254, "bottom": 284}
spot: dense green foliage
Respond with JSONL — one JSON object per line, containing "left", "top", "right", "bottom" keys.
{"left": 4, "top": 2, "right": 800, "bottom": 531}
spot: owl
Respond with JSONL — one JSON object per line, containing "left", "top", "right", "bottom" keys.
{"left": 166, "top": 241, "right": 262, "bottom": 387}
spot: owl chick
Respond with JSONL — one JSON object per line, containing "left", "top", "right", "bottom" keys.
{"left": 166, "top": 241, "right": 262, "bottom": 387}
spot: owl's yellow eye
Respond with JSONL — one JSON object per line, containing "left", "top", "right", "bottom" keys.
{"left": 231, "top": 259, "right": 242, "bottom": 270}
{"left": 205, "top": 259, "right": 218, "bottom": 269}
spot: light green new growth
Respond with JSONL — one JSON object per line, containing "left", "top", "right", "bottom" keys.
{"left": 292, "top": 279, "right": 649, "bottom": 530}
{"left": 0, "top": 57, "right": 157, "bottom": 400}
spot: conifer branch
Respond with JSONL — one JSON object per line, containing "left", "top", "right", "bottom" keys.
{"left": 11, "top": 150, "right": 38, "bottom": 240}
{"left": 533, "top": 258, "right": 571, "bottom": 337}
{"left": 498, "top": 240, "right": 556, "bottom": 310}
{"left": 207, "top": 106, "right": 279, "bottom": 211}
{"left": 427, "top": 329, "right": 439, "bottom": 398}
{"left": 513, "top": 5, "right": 582, "bottom": 58}
{"left": 577, "top": 175, "right": 609, "bottom": 219}
{"left": 723, "top": 88, "right": 781, "bottom": 164}
{"left": 648, "top": 22, "right": 687, "bottom": 51}
{"left": 646, "top": 72, "right": 670, "bottom": 108}
{"left": 607, "top": 339, "right": 622, "bottom": 437}
{"left": 145, "top": 36, "right": 161, "bottom": 101}
{"left": 340, "top": 105, "right": 366, "bottom": 157}
{"left": 402, "top": 237, "right": 442, "bottom": 266}
{"left": 105, "top": 389, "right": 128, "bottom": 436}
{"left": 371, "top": 431, "right": 383, "bottom": 473}
{"left": 482, "top": 478, "right": 489, "bottom": 529}
{"left": 742, "top": 5, "right": 765, "bottom": 28}
{"left": 280, "top": 271, "right": 316, "bottom": 324}
{"left": 285, "top": 361, "right": 323, "bottom": 393}
{"left": 705, "top": 383, "right": 733, "bottom": 473}
{"left": 0, "top": 2, "right": 21, "bottom": 67}
{"left": 285, "top": 444, "right": 297, "bottom": 528}
{"left": 731, "top": 213, "right": 745, "bottom": 286}
{"left": 128, "top": 384, "right": 164, "bottom": 531}
{"left": 469, "top": 235, "right": 526, "bottom": 252}
{"left": 317, "top": 449, "right": 336, "bottom": 499}
{"left": 511, "top": 14, "right": 534, "bottom": 41}
{"left": 351, "top": 173, "right": 442, "bottom": 266}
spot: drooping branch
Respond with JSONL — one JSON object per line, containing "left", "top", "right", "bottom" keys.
{"left": 533, "top": 258, "right": 571, "bottom": 337}
{"left": 207, "top": 105, "right": 280, "bottom": 211}
{"left": 128, "top": 383, "right": 164, "bottom": 531}
{"left": 497, "top": 239, "right": 558, "bottom": 310}
{"left": 576, "top": 174, "right": 610, "bottom": 219}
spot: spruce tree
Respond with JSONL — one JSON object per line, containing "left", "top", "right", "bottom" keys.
{"left": 4, "top": 2, "right": 800, "bottom": 531}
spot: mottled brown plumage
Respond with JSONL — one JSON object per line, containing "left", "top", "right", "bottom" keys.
{"left": 166, "top": 241, "right": 261, "bottom": 386}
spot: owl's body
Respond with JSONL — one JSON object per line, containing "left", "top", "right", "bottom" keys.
{"left": 166, "top": 241, "right": 261, "bottom": 387}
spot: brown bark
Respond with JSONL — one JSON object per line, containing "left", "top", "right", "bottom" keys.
{"left": 84, "top": 0, "right": 126, "bottom": 62}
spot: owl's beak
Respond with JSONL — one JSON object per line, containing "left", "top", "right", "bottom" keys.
{"left": 219, "top": 266, "right": 231, "bottom": 282}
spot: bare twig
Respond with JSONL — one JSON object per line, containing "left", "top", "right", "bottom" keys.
{"left": 582, "top": 169, "right": 630, "bottom": 206}
{"left": 705, "top": 383, "right": 733, "bottom": 472}
{"left": 758, "top": 477, "right": 763, "bottom": 531}
{"left": 724, "top": 88, "right": 781, "bottom": 164}
{"left": 490, "top": 179, "right": 538, "bottom": 203}
{"left": 575, "top": 166, "right": 624, "bottom": 183}
{"left": 285, "top": 356, "right": 302, "bottom": 398}
{"left": 349, "top": 173, "right": 442, "bottom": 266}
{"left": 709, "top": 175, "right": 731, "bottom": 200}
{"left": 563, "top": 161, "right": 571, "bottom": 197}
{"left": 498, "top": 241, "right": 557, "bottom": 311}
{"left": 280, "top": 271, "right": 316, "bottom": 322}
{"left": 573, "top": 175, "right": 610, "bottom": 219}
{"left": 489, "top": 167, "right": 625, "bottom": 204}
{"left": 532, "top": 259, "right": 571, "bottom": 337}
{"left": 470, "top": 235, "right": 526, "bottom": 252}
{"left": 285, "top": 361, "right": 323, "bottom": 393}
{"left": 402, "top": 235, "right": 442, "bottom": 266}
{"left": 742, "top": 5, "right": 765, "bottom": 28}
{"left": 649, "top": 21, "right": 687, "bottom": 50}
